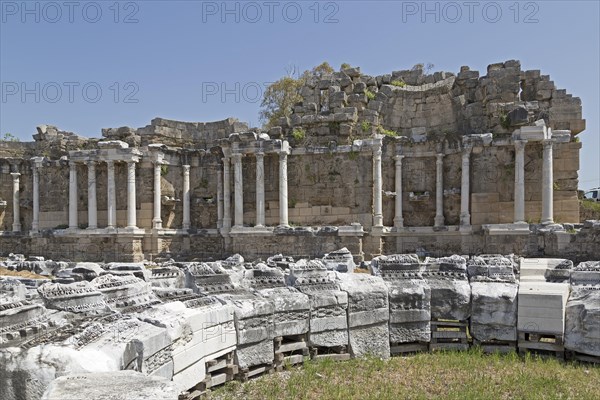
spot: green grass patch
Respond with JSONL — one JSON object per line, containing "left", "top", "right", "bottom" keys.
{"left": 377, "top": 126, "right": 398, "bottom": 137}
{"left": 208, "top": 349, "right": 600, "bottom": 400}
{"left": 581, "top": 199, "right": 600, "bottom": 213}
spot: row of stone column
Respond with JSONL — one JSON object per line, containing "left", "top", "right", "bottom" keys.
{"left": 8, "top": 139, "right": 556, "bottom": 233}
{"left": 379, "top": 139, "right": 555, "bottom": 229}
{"left": 64, "top": 160, "right": 137, "bottom": 231}
{"left": 220, "top": 149, "right": 289, "bottom": 230}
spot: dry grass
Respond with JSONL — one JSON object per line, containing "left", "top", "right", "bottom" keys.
{"left": 207, "top": 349, "right": 600, "bottom": 400}
{"left": 0, "top": 266, "right": 48, "bottom": 279}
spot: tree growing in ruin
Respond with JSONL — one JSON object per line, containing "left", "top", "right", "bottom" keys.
{"left": 260, "top": 62, "right": 334, "bottom": 128}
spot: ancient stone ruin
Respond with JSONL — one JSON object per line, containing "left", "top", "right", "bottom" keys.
{"left": 0, "top": 60, "right": 597, "bottom": 263}
{"left": 1, "top": 252, "right": 599, "bottom": 399}
{"left": 0, "top": 61, "right": 598, "bottom": 398}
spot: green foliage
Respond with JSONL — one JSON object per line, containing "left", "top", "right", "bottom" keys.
{"left": 1, "top": 133, "right": 20, "bottom": 142}
{"left": 208, "top": 349, "right": 600, "bottom": 400}
{"left": 361, "top": 121, "right": 371, "bottom": 133}
{"left": 499, "top": 110, "right": 511, "bottom": 130}
{"left": 260, "top": 62, "right": 335, "bottom": 128}
{"left": 391, "top": 79, "right": 406, "bottom": 87}
{"left": 160, "top": 165, "right": 169, "bottom": 176}
{"left": 365, "top": 89, "right": 376, "bottom": 100}
{"left": 553, "top": 182, "right": 560, "bottom": 190}
{"left": 348, "top": 150, "right": 359, "bottom": 161}
{"left": 54, "top": 224, "right": 69, "bottom": 230}
{"left": 581, "top": 199, "right": 600, "bottom": 213}
{"left": 378, "top": 126, "right": 398, "bottom": 137}
{"left": 340, "top": 63, "right": 352, "bottom": 70}
{"left": 292, "top": 128, "right": 305, "bottom": 141}
{"left": 573, "top": 136, "right": 580, "bottom": 143}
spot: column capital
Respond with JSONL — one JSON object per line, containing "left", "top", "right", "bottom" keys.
{"left": 69, "top": 161, "right": 77, "bottom": 169}
{"left": 182, "top": 164, "right": 191, "bottom": 172}
{"left": 514, "top": 139, "right": 528, "bottom": 150}
{"left": 87, "top": 160, "right": 97, "bottom": 167}
{"left": 393, "top": 154, "right": 405, "bottom": 162}
{"left": 436, "top": 153, "right": 444, "bottom": 164}
{"left": 231, "top": 152, "right": 243, "bottom": 162}
{"left": 31, "top": 157, "right": 44, "bottom": 168}
{"left": 542, "top": 138, "right": 554, "bottom": 149}
{"left": 10, "top": 172, "right": 21, "bottom": 179}
{"left": 373, "top": 144, "right": 382, "bottom": 157}
{"left": 255, "top": 151, "right": 265, "bottom": 159}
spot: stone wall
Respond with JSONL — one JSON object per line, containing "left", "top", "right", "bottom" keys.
{"left": 0, "top": 60, "right": 589, "bottom": 262}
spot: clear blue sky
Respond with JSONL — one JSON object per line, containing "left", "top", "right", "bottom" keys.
{"left": 1, "top": 0, "right": 598, "bottom": 188}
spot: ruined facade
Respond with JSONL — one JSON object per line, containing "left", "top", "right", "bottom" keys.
{"left": 0, "top": 60, "right": 594, "bottom": 262}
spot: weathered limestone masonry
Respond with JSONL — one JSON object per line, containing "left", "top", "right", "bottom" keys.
{"left": 2, "top": 252, "right": 599, "bottom": 400}
{"left": 0, "top": 60, "right": 594, "bottom": 262}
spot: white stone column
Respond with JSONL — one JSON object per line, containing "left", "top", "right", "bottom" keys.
{"left": 393, "top": 155, "right": 404, "bottom": 229}
{"left": 182, "top": 165, "right": 191, "bottom": 230}
{"left": 11, "top": 172, "right": 21, "bottom": 232}
{"left": 222, "top": 156, "right": 232, "bottom": 230}
{"left": 434, "top": 153, "right": 445, "bottom": 227}
{"left": 255, "top": 152, "right": 265, "bottom": 227}
{"left": 152, "top": 162, "right": 162, "bottom": 229}
{"left": 541, "top": 139, "right": 554, "bottom": 225}
{"left": 514, "top": 140, "right": 527, "bottom": 224}
{"left": 31, "top": 160, "right": 41, "bottom": 232}
{"left": 68, "top": 162, "right": 78, "bottom": 230}
{"left": 460, "top": 148, "right": 471, "bottom": 226}
{"left": 87, "top": 161, "right": 98, "bottom": 229}
{"left": 279, "top": 150, "right": 289, "bottom": 227}
{"left": 372, "top": 144, "right": 383, "bottom": 227}
{"left": 126, "top": 161, "right": 137, "bottom": 229}
{"left": 106, "top": 160, "right": 116, "bottom": 229}
{"left": 217, "top": 167, "right": 223, "bottom": 229}
{"left": 232, "top": 153, "right": 244, "bottom": 228}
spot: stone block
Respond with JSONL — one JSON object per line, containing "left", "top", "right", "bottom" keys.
{"left": 42, "top": 371, "right": 179, "bottom": 400}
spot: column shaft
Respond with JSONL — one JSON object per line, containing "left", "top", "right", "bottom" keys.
{"left": 87, "top": 162, "right": 98, "bottom": 229}
{"left": 460, "top": 149, "right": 471, "bottom": 226}
{"left": 11, "top": 173, "right": 21, "bottom": 232}
{"left": 222, "top": 157, "right": 232, "bottom": 229}
{"left": 256, "top": 152, "right": 265, "bottom": 227}
{"left": 541, "top": 139, "right": 554, "bottom": 224}
{"left": 32, "top": 165, "right": 40, "bottom": 232}
{"left": 107, "top": 161, "right": 116, "bottom": 229}
{"left": 68, "top": 163, "right": 78, "bottom": 230}
{"left": 372, "top": 145, "right": 383, "bottom": 227}
{"left": 182, "top": 165, "right": 191, "bottom": 229}
{"left": 514, "top": 140, "right": 527, "bottom": 223}
{"left": 126, "top": 161, "right": 137, "bottom": 228}
{"left": 434, "top": 154, "right": 445, "bottom": 227}
{"left": 217, "top": 167, "right": 223, "bottom": 229}
{"left": 279, "top": 151, "right": 289, "bottom": 226}
{"left": 232, "top": 153, "right": 244, "bottom": 227}
{"left": 153, "top": 163, "right": 162, "bottom": 229}
{"left": 393, "top": 155, "right": 404, "bottom": 228}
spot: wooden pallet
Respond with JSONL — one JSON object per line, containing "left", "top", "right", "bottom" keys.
{"left": 274, "top": 334, "right": 310, "bottom": 371}
{"left": 390, "top": 341, "right": 429, "bottom": 355}
{"left": 430, "top": 320, "right": 469, "bottom": 351}
{"left": 181, "top": 351, "right": 238, "bottom": 399}
{"left": 518, "top": 331, "right": 564, "bottom": 359}
{"left": 310, "top": 345, "right": 351, "bottom": 362}
{"left": 237, "top": 363, "right": 274, "bottom": 382}
{"left": 473, "top": 339, "right": 517, "bottom": 354}
{"left": 565, "top": 350, "right": 600, "bottom": 364}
